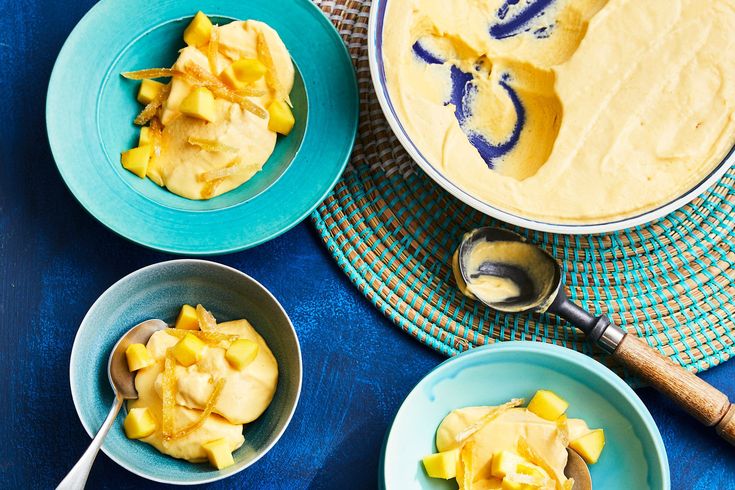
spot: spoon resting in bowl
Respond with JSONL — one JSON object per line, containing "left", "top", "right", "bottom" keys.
{"left": 57, "top": 319, "right": 167, "bottom": 489}
{"left": 453, "top": 227, "right": 735, "bottom": 446}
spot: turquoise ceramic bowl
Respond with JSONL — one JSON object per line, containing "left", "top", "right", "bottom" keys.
{"left": 69, "top": 260, "right": 302, "bottom": 484}
{"left": 47, "top": 0, "right": 358, "bottom": 254}
{"left": 380, "top": 342, "right": 670, "bottom": 490}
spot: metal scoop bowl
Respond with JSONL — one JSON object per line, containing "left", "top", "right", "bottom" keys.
{"left": 455, "top": 227, "right": 735, "bottom": 447}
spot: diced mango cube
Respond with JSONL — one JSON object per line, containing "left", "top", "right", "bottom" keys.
{"left": 137, "top": 79, "right": 165, "bottom": 104}
{"left": 175, "top": 304, "right": 200, "bottom": 330}
{"left": 267, "top": 100, "right": 294, "bottom": 135}
{"left": 125, "top": 343, "right": 154, "bottom": 372}
{"left": 202, "top": 438, "right": 235, "bottom": 470}
{"left": 501, "top": 475, "right": 542, "bottom": 490}
{"left": 225, "top": 339, "right": 260, "bottom": 370}
{"left": 421, "top": 448, "right": 459, "bottom": 479}
{"left": 121, "top": 146, "right": 151, "bottom": 178}
{"left": 220, "top": 58, "right": 267, "bottom": 89}
{"left": 146, "top": 157, "right": 164, "bottom": 186}
{"left": 219, "top": 68, "right": 243, "bottom": 91}
{"left": 183, "top": 11, "right": 213, "bottom": 47}
{"left": 516, "top": 462, "right": 546, "bottom": 481}
{"left": 172, "top": 333, "right": 206, "bottom": 367}
{"left": 527, "top": 390, "right": 568, "bottom": 421}
{"left": 124, "top": 407, "right": 157, "bottom": 439}
{"left": 569, "top": 429, "right": 605, "bottom": 465}
{"left": 179, "top": 87, "right": 216, "bottom": 123}
{"left": 139, "top": 126, "right": 152, "bottom": 147}
{"left": 491, "top": 450, "right": 525, "bottom": 478}
{"left": 161, "top": 77, "right": 190, "bottom": 125}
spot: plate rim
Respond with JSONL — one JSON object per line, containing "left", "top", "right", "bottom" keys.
{"left": 367, "top": 0, "right": 734, "bottom": 235}
{"left": 68, "top": 258, "right": 303, "bottom": 485}
{"left": 379, "top": 341, "right": 671, "bottom": 490}
{"left": 46, "top": 0, "right": 358, "bottom": 255}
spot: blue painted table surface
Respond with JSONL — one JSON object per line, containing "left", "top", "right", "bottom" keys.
{"left": 1, "top": 1, "right": 735, "bottom": 488}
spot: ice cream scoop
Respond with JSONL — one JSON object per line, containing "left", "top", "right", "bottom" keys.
{"left": 454, "top": 227, "right": 735, "bottom": 446}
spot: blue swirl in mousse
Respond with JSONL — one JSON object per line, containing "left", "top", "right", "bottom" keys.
{"left": 410, "top": 39, "right": 554, "bottom": 179}
{"left": 412, "top": 41, "right": 527, "bottom": 171}
{"left": 383, "top": 0, "right": 735, "bottom": 223}
{"left": 451, "top": 71, "right": 526, "bottom": 170}
{"left": 491, "top": 0, "right": 557, "bottom": 39}
{"left": 411, "top": 40, "right": 444, "bottom": 65}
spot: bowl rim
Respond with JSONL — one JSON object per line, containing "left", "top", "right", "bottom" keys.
{"left": 366, "top": 0, "right": 734, "bottom": 235}
{"left": 379, "top": 341, "right": 671, "bottom": 489}
{"left": 69, "top": 259, "right": 303, "bottom": 485}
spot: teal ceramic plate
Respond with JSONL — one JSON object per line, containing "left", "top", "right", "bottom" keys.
{"left": 47, "top": 0, "right": 358, "bottom": 255}
{"left": 380, "top": 342, "right": 670, "bottom": 490}
{"left": 69, "top": 260, "right": 302, "bottom": 484}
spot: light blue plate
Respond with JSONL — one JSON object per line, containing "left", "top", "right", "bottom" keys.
{"left": 47, "top": 0, "right": 358, "bottom": 255}
{"left": 69, "top": 260, "right": 302, "bottom": 484}
{"left": 380, "top": 342, "right": 670, "bottom": 490}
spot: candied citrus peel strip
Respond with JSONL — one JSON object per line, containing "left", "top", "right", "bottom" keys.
{"left": 197, "top": 158, "right": 246, "bottom": 183}
{"left": 149, "top": 117, "right": 163, "bottom": 158}
{"left": 165, "top": 328, "right": 239, "bottom": 346}
{"left": 196, "top": 304, "right": 218, "bottom": 331}
{"left": 184, "top": 63, "right": 267, "bottom": 119}
{"left": 455, "top": 398, "right": 523, "bottom": 445}
{"left": 183, "top": 62, "right": 224, "bottom": 86}
{"left": 122, "top": 68, "right": 179, "bottom": 80}
{"left": 256, "top": 31, "right": 291, "bottom": 106}
{"left": 555, "top": 415, "right": 570, "bottom": 446}
{"left": 234, "top": 86, "right": 266, "bottom": 98}
{"left": 207, "top": 27, "right": 219, "bottom": 75}
{"left": 197, "top": 157, "right": 245, "bottom": 198}
{"left": 165, "top": 378, "right": 226, "bottom": 441}
{"left": 201, "top": 181, "right": 217, "bottom": 200}
{"left": 517, "top": 437, "right": 567, "bottom": 490}
{"left": 458, "top": 440, "right": 475, "bottom": 490}
{"left": 161, "top": 348, "right": 177, "bottom": 440}
{"left": 187, "top": 137, "right": 237, "bottom": 153}
{"left": 134, "top": 83, "right": 171, "bottom": 126}
{"left": 219, "top": 89, "right": 267, "bottom": 118}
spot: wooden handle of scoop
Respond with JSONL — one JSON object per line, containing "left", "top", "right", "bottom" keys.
{"left": 612, "top": 333, "right": 735, "bottom": 444}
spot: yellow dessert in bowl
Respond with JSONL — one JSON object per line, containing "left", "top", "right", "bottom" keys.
{"left": 120, "top": 12, "right": 296, "bottom": 200}
{"left": 123, "top": 304, "right": 278, "bottom": 470}
{"left": 422, "top": 390, "right": 605, "bottom": 489}
{"left": 380, "top": 0, "right": 735, "bottom": 224}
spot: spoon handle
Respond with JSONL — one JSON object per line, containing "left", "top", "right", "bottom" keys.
{"left": 57, "top": 394, "right": 124, "bottom": 489}
{"left": 612, "top": 332, "right": 735, "bottom": 445}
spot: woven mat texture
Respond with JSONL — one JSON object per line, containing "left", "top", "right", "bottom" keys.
{"left": 311, "top": 0, "right": 735, "bottom": 377}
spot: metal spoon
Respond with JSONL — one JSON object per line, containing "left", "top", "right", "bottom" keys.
{"left": 57, "top": 319, "right": 167, "bottom": 489}
{"left": 455, "top": 227, "right": 735, "bottom": 447}
{"left": 564, "top": 448, "right": 591, "bottom": 490}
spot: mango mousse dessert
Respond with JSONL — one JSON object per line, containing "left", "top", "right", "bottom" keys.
{"left": 122, "top": 304, "right": 278, "bottom": 470}
{"left": 120, "top": 12, "right": 296, "bottom": 199}
{"left": 422, "top": 390, "right": 605, "bottom": 489}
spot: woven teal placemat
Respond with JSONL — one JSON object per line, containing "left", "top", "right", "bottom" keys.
{"left": 311, "top": 0, "right": 735, "bottom": 377}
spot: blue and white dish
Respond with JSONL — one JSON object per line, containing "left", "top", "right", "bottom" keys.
{"left": 367, "top": 0, "right": 734, "bottom": 234}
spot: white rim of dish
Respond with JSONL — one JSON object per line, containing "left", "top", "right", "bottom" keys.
{"left": 366, "top": 0, "right": 735, "bottom": 235}
{"left": 68, "top": 259, "right": 303, "bottom": 485}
